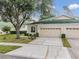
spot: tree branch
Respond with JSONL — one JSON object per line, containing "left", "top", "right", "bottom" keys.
{"left": 9, "top": 17, "right": 16, "bottom": 28}
{"left": 19, "top": 12, "right": 31, "bottom": 28}
{"left": 20, "top": 16, "right": 30, "bottom": 28}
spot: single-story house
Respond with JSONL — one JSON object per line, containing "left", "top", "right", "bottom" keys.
{"left": 27, "top": 15, "right": 79, "bottom": 38}
{"left": 0, "top": 20, "right": 35, "bottom": 34}
{"left": 0, "top": 21, "right": 29, "bottom": 34}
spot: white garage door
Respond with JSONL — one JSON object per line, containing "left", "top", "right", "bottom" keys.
{"left": 66, "top": 28, "right": 79, "bottom": 38}
{"left": 39, "top": 28, "right": 61, "bottom": 37}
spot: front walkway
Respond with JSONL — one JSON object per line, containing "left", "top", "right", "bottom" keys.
{"left": 1, "top": 37, "right": 71, "bottom": 59}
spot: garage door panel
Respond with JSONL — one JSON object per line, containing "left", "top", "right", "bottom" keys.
{"left": 39, "top": 28, "right": 61, "bottom": 37}
{"left": 66, "top": 28, "right": 79, "bottom": 38}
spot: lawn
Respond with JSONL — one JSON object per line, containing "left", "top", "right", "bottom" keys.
{"left": 0, "top": 45, "right": 21, "bottom": 54}
{"left": 61, "top": 38, "right": 71, "bottom": 48}
{"left": 0, "top": 34, "right": 32, "bottom": 43}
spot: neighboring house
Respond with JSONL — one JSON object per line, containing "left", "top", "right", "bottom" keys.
{"left": 0, "top": 30, "right": 5, "bottom": 34}
{"left": 27, "top": 16, "right": 79, "bottom": 38}
{"left": 0, "top": 20, "right": 35, "bottom": 34}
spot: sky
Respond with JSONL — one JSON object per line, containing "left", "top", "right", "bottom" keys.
{"left": 54, "top": 0, "right": 79, "bottom": 16}
{"left": 32, "top": 0, "right": 79, "bottom": 21}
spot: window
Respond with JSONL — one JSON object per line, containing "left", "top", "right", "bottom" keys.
{"left": 66, "top": 28, "right": 79, "bottom": 30}
{"left": 40, "top": 28, "right": 61, "bottom": 30}
{"left": 31, "top": 26, "right": 35, "bottom": 32}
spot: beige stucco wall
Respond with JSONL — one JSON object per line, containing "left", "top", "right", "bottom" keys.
{"left": 27, "top": 23, "right": 79, "bottom": 38}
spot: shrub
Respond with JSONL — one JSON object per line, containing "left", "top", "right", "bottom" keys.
{"left": 61, "top": 34, "right": 66, "bottom": 38}
{"left": 36, "top": 33, "right": 39, "bottom": 37}
{"left": 24, "top": 32, "right": 28, "bottom": 36}
{"left": 2, "top": 26, "right": 11, "bottom": 34}
{"left": 31, "top": 34, "right": 36, "bottom": 40}
{"left": 10, "top": 31, "right": 27, "bottom": 34}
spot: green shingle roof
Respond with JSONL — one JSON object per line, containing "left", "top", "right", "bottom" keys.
{"left": 30, "top": 18, "right": 79, "bottom": 24}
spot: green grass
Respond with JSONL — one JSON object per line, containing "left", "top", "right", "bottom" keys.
{"left": 0, "top": 34, "right": 32, "bottom": 43}
{"left": 0, "top": 45, "right": 21, "bottom": 54}
{"left": 61, "top": 38, "right": 71, "bottom": 48}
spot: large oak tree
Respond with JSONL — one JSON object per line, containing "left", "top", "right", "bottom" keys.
{"left": 0, "top": 0, "right": 35, "bottom": 39}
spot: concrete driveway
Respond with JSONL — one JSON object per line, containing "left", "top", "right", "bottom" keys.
{"left": 68, "top": 38, "right": 79, "bottom": 47}
{"left": 68, "top": 38, "right": 79, "bottom": 59}
{"left": 5, "top": 37, "right": 72, "bottom": 59}
{"left": 30, "top": 37, "right": 63, "bottom": 47}
{"left": 68, "top": 47, "right": 79, "bottom": 59}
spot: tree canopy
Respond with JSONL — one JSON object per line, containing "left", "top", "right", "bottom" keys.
{"left": 39, "top": 0, "right": 54, "bottom": 19}
{"left": 0, "top": 0, "right": 35, "bottom": 39}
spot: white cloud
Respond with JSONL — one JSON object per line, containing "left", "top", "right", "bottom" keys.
{"left": 68, "top": 4, "right": 79, "bottom": 10}
{"left": 53, "top": 6, "right": 56, "bottom": 9}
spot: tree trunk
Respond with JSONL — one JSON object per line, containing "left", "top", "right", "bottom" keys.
{"left": 16, "top": 28, "right": 20, "bottom": 39}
